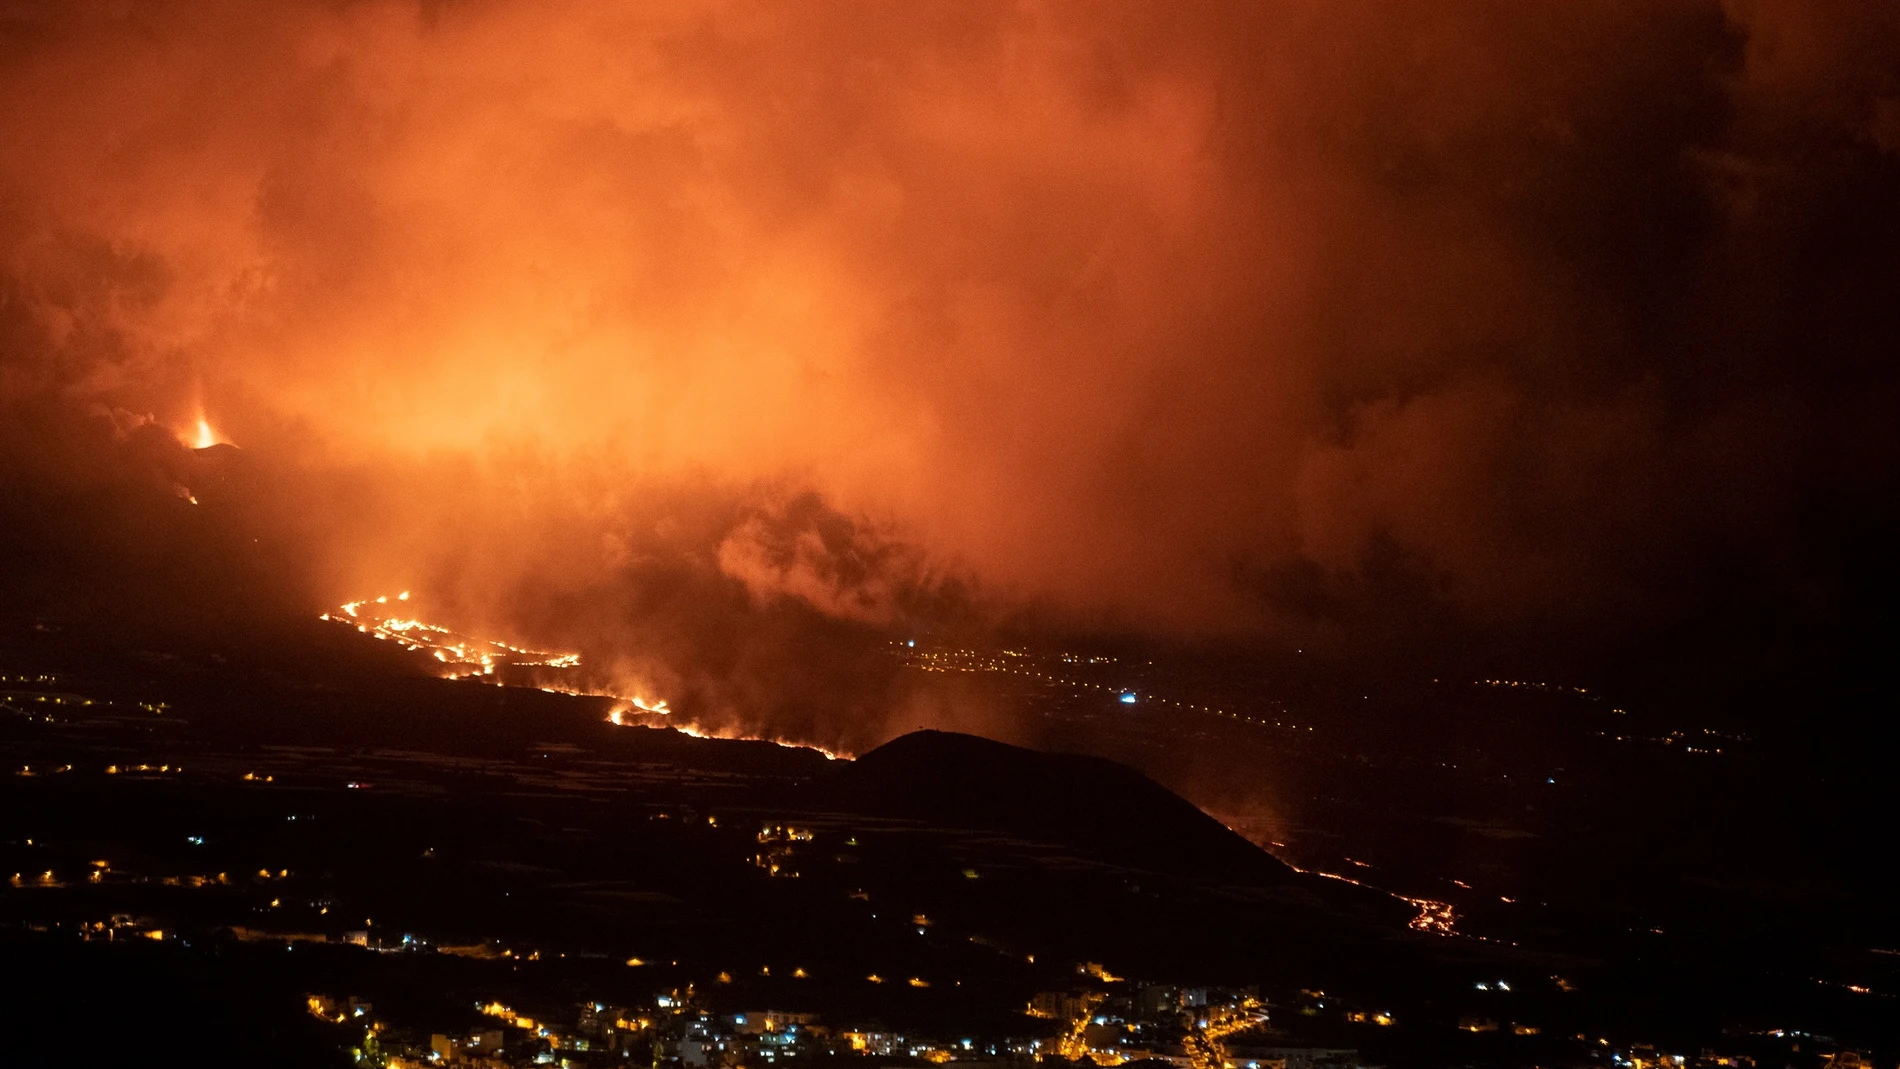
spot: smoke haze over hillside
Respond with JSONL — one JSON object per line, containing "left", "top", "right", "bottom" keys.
{"left": 4, "top": 1, "right": 1898, "bottom": 747}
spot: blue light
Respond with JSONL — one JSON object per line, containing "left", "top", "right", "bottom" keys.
{"left": 1118, "top": 693, "right": 1138, "bottom": 704}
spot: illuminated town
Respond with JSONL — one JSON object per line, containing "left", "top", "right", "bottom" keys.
{"left": 2, "top": 641, "right": 1891, "bottom": 1068}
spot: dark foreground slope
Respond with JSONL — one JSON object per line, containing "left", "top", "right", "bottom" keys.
{"left": 12, "top": 620, "right": 1887, "bottom": 1068}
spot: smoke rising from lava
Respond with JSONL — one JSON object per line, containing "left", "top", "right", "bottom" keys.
{"left": 2, "top": 1, "right": 1897, "bottom": 748}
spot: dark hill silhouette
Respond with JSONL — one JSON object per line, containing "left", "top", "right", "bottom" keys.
{"left": 830, "top": 730, "right": 1296, "bottom": 886}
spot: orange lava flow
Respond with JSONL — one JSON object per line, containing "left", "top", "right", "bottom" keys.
{"left": 319, "top": 594, "right": 843, "bottom": 760}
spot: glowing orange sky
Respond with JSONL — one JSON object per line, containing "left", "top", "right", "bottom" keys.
{"left": 2, "top": 0, "right": 1896, "bottom": 689}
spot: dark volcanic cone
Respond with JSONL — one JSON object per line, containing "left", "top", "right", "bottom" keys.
{"left": 830, "top": 729, "right": 1298, "bottom": 887}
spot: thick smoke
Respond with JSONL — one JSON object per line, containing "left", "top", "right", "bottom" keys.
{"left": 2, "top": 1, "right": 1897, "bottom": 746}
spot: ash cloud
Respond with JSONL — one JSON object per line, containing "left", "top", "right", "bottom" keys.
{"left": 1, "top": 1, "right": 1897, "bottom": 741}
